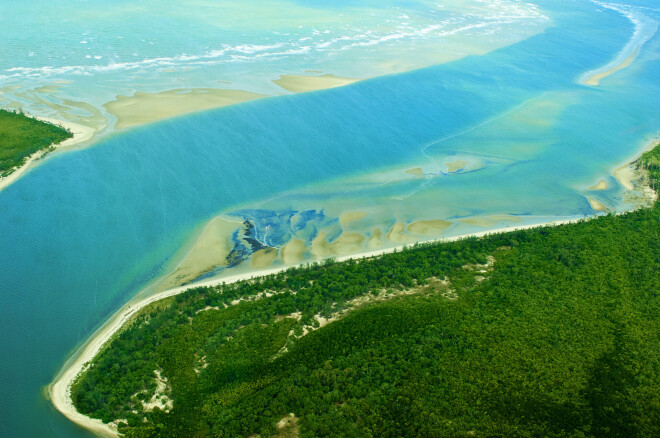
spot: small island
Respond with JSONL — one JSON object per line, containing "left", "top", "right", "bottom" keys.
{"left": 61, "top": 143, "right": 660, "bottom": 437}
{"left": 0, "top": 109, "right": 73, "bottom": 177}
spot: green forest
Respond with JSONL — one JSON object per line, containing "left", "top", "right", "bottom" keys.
{"left": 0, "top": 109, "right": 72, "bottom": 176}
{"left": 72, "top": 143, "right": 660, "bottom": 437}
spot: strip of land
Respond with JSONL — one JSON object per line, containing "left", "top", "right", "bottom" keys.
{"left": 0, "top": 117, "right": 95, "bottom": 192}
{"left": 49, "top": 142, "right": 659, "bottom": 436}
{"left": 47, "top": 213, "right": 606, "bottom": 436}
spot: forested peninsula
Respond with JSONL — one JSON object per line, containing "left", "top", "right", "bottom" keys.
{"left": 0, "top": 109, "right": 72, "bottom": 177}
{"left": 71, "top": 144, "right": 660, "bottom": 437}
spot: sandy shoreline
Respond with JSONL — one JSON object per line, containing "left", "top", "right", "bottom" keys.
{"left": 613, "top": 138, "right": 659, "bottom": 190}
{"left": 0, "top": 117, "right": 95, "bottom": 192}
{"left": 49, "top": 212, "right": 612, "bottom": 436}
{"left": 46, "top": 133, "right": 659, "bottom": 438}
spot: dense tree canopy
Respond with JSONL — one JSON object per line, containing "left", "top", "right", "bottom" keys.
{"left": 72, "top": 144, "right": 660, "bottom": 437}
{"left": 0, "top": 109, "right": 72, "bottom": 175}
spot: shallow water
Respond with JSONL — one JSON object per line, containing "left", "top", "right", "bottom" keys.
{"left": 1, "top": 1, "right": 660, "bottom": 436}
{"left": 0, "top": 0, "right": 547, "bottom": 125}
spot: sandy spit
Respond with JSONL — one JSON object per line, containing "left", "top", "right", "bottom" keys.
{"left": 49, "top": 214, "right": 602, "bottom": 436}
{"left": 49, "top": 141, "right": 659, "bottom": 435}
{"left": 0, "top": 117, "right": 95, "bottom": 192}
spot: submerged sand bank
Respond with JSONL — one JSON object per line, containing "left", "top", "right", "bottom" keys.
{"left": 272, "top": 74, "right": 360, "bottom": 93}
{"left": 0, "top": 118, "right": 95, "bottom": 192}
{"left": 583, "top": 48, "right": 639, "bottom": 86}
{"left": 104, "top": 88, "right": 267, "bottom": 130}
{"left": 589, "top": 179, "right": 608, "bottom": 190}
{"left": 156, "top": 216, "right": 242, "bottom": 290}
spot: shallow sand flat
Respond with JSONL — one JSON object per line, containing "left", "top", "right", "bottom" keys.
{"left": 339, "top": 211, "right": 367, "bottom": 226}
{"left": 386, "top": 222, "right": 407, "bottom": 242}
{"left": 158, "top": 216, "right": 240, "bottom": 289}
{"left": 329, "top": 232, "right": 366, "bottom": 255}
{"left": 459, "top": 214, "right": 523, "bottom": 228}
{"left": 10, "top": 90, "right": 107, "bottom": 132}
{"left": 446, "top": 160, "right": 468, "bottom": 173}
{"left": 272, "top": 74, "right": 359, "bottom": 93}
{"left": 614, "top": 163, "right": 636, "bottom": 190}
{"left": 0, "top": 117, "right": 95, "bottom": 192}
{"left": 367, "top": 229, "right": 383, "bottom": 249}
{"left": 280, "top": 239, "right": 307, "bottom": 264}
{"left": 35, "top": 85, "right": 62, "bottom": 94}
{"left": 408, "top": 220, "right": 452, "bottom": 235}
{"left": 405, "top": 167, "right": 424, "bottom": 176}
{"left": 589, "top": 179, "right": 608, "bottom": 190}
{"left": 584, "top": 49, "right": 639, "bottom": 86}
{"left": 587, "top": 197, "right": 607, "bottom": 211}
{"left": 104, "top": 88, "right": 267, "bottom": 130}
{"left": 252, "top": 247, "right": 278, "bottom": 268}
{"left": 0, "top": 85, "right": 22, "bottom": 94}
{"left": 311, "top": 231, "right": 330, "bottom": 258}
{"left": 60, "top": 98, "right": 108, "bottom": 132}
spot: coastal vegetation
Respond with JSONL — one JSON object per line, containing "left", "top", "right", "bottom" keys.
{"left": 71, "top": 144, "right": 660, "bottom": 437}
{"left": 0, "top": 109, "right": 72, "bottom": 176}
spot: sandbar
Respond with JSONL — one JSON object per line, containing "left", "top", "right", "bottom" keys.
{"left": 584, "top": 49, "right": 638, "bottom": 86}
{"left": 408, "top": 220, "right": 452, "bottom": 235}
{"left": 157, "top": 216, "right": 240, "bottom": 289}
{"left": 366, "top": 229, "right": 383, "bottom": 249}
{"left": 460, "top": 215, "right": 523, "bottom": 228}
{"left": 311, "top": 231, "right": 330, "bottom": 258}
{"left": 104, "top": 88, "right": 267, "bottom": 130}
{"left": 589, "top": 179, "right": 608, "bottom": 190}
{"left": 329, "top": 232, "right": 366, "bottom": 255}
{"left": 252, "top": 247, "right": 278, "bottom": 268}
{"left": 272, "top": 74, "right": 359, "bottom": 93}
{"left": 446, "top": 160, "right": 468, "bottom": 173}
{"left": 386, "top": 222, "right": 407, "bottom": 242}
{"left": 613, "top": 163, "right": 635, "bottom": 191}
{"left": 339, "top": 211, "right": 367, "bottom": 226}
{"left": 405, "top": 167, "right": 424, "bottom": 177}
{"left": 587, "top": 197, "right": 607, "bottom": 211}
{"left": 280, "top": 239, "right": 306, "bottom": 264}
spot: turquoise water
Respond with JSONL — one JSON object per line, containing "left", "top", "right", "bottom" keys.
{"left": 0, "top": 0, "right": 547, "bottom": 123}
{"left": 1, "top": 1, "right": 660, "bottom": 436}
